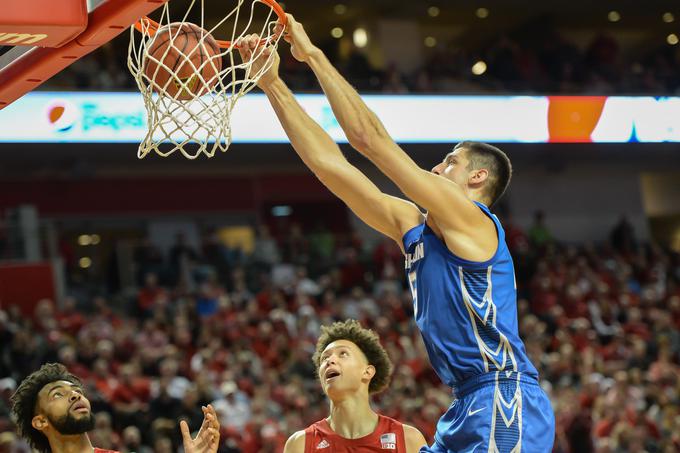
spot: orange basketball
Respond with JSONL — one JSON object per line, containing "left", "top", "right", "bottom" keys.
{"left": 143, "top": 22, "right": 222, "bottom": 100}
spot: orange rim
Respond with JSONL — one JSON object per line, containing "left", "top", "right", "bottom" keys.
{"left": 134, "top": 0, "right": 287, "bottom": 48}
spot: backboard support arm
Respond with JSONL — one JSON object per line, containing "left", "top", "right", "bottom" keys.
{"left": 0, "top": 0, "right": 168, "bottom": 109}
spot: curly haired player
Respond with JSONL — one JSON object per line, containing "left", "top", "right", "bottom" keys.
{"left": 10, "top": 363, "right": 219, "bottom": 453}
{"left": 284, "top": 320, "right": 426, "bottom": 453}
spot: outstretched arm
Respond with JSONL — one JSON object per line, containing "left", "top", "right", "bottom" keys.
{"left": 237, "top": 35, "right": 422, "bottom": 245}
{"left": 280, "top": 15, "right": 487, "bottom": 235}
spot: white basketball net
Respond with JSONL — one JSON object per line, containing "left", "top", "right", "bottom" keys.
{"left": 128, "top": 0, "right": 283, "bottom": 159}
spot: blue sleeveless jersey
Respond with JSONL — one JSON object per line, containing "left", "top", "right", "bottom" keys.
{"left": 402, "top": 202, "right": 538, "bottom": 389}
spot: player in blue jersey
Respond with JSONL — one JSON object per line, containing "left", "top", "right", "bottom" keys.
{"left": 237, "top": 14, "right": 555, "bottom": 453}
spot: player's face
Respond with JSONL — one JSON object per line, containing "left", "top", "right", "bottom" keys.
{"left": 431, "top": 148, "right": 471, "bottom": 188}
{"left": 32, "top": 380, "right": 95, "bottom": 436}
{"left": 318, "top": 340, "right": 375, "bottom": 398}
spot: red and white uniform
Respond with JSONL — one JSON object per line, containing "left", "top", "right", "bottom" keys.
{"left": 304, "top": 414, "right": 407, "bottom": 452}
{"left": 94, "top": 449, "right": 119, "bottom": 453}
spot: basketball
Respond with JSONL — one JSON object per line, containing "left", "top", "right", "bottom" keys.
{"left": 143, "top": 22, "right": 222, "bottom": 100}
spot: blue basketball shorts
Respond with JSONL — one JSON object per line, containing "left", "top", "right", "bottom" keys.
{"left": 420, "top": 372, "right": 555, "bottom": 453}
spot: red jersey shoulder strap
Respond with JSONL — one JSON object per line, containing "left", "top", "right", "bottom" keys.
{"left": 376, "top": 415, "right": 408, "bottom": 453}
{"left": 303, "top": 419, "right": 330, "bottom": 453}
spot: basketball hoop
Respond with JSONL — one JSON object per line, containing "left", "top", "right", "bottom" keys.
{"left": 128, "top": 0, "right": 287, "bottom": 159}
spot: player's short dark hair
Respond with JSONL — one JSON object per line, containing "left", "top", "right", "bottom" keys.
{"left": 455, "top": 141, "right": 512, "bottom": 207}
{"left": 312, "top": 319, "right": 393, "bottom": 394}
{"left": 10, "top": 363, "right": 82, "bottom": 453}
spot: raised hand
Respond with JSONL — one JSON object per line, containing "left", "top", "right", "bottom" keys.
{"left": 180, "top": 404, "right": 220, "bottom": 453}
{"left": 280, "top": 14, "right": 319, "bottom": 63}
{"left": 236, "top": 34, "right": 281, "bottom": 89}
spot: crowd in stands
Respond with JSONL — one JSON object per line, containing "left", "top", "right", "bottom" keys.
{"left": 44, "top": 23, "right": 680, "bottom": 96}
{"left": 1, "top": 214, "right": 679, "bottom": 453}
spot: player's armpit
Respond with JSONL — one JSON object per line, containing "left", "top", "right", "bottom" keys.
{"left": 283, "top": 430, "right": 306, "bottom": 453}
{"left": 402, "top": 424, "right": 428, "bottom": 453}
{"left": 314, "top": 157, "right": 423, "bottom": 247}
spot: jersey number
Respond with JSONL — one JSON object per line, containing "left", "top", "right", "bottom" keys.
{"left": 408, "top": 271, "right": 419, "bottom": 318}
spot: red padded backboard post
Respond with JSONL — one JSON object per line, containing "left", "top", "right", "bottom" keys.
{"left": 0, "top": 0, "right": 88, "bottom": 48}
{"left": 0, "top": 0, "right": 169, "bottom": 109}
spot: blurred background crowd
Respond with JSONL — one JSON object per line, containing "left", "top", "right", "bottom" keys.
{"left": 1, "top": 1, "right": 680, "bottom": 453}
{"left": 1, "top": 214, "right": 679, "bottom": 453}
{"left": 39, "top": 2, "right": 680, "bottom": 96}
{"left": 48, "top": 26, "right": 680, "bottom": 96}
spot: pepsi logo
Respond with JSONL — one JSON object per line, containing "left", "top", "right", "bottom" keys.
{"left": 45, "top": 101, "right": 77, "bottom": 132}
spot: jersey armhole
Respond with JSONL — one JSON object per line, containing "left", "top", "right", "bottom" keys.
{"left": 401, "top": 223, "right": 424, "bottom": 253}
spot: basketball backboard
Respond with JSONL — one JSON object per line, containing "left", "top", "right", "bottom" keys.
{"left": 0, "top": 0, "right": 168, "bottom": 109}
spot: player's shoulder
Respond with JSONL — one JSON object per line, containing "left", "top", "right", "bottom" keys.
{"left": 400, "top": 423, "right": 427, "bottom": 452}
{"left": 379, "top": 413, "right": 404, "bottom": 427}
{"left": 284, "top": 429, "right": 306, "bottom": 453}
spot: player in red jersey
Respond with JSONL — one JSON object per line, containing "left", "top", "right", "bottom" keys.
{"left": 283, "top": 320, "right": 427, "bottom": 453}
{"left": 10, "top": 363, "right": 219, "bottom": 453}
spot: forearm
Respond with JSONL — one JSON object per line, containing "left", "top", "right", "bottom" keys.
{"left": 307, "top": 50, "right": 389, "bottom": 151}
{"left": 262, "top": 77, "right": 344, "bottom": 169}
